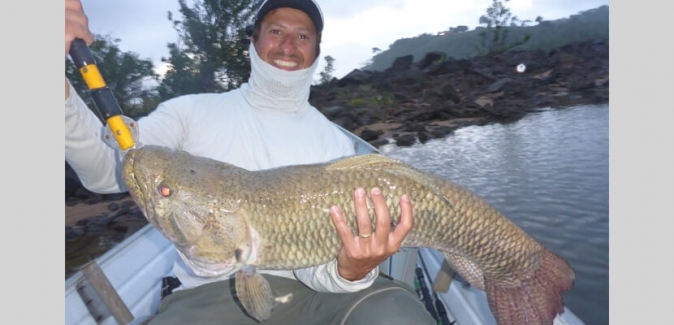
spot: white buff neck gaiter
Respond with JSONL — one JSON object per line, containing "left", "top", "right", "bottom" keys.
{"left": 245, "top": 42, "right": 320, "bottom": 113}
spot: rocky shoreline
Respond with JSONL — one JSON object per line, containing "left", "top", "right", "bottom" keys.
{"left": 311, "top": 38, "right": 608, "bottom": 147}
{"left": 65, "top": 38, "right": 608, "bottom": 277}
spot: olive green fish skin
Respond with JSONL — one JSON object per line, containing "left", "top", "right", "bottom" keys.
{"left": 123, "top": 146, "right": 574, "bottom": 325}
{"left": 242, "top": 160, "right": 541, "bottom": 284}
{"left": 125, "top": 146, "right": 544, "bottom": 283}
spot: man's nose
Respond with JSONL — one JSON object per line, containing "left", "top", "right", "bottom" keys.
{"left": 278, "top": 34, "right": 297, "bottom": 53}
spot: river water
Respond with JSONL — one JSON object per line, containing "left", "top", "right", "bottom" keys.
{"left": 381, "top": 104, "right": 609, "bottom": 325}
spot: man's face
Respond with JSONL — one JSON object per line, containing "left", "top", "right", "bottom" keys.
{"left": 252, "top": 8, "right": 318, "bottom": 71}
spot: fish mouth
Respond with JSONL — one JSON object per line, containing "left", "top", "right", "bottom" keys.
{"left": 122, "top": 149, "right": 143, "bottom": 201}
{"left": 122, "top": 148, "right": 154, "bottom": 226}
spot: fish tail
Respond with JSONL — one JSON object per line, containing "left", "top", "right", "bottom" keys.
{"left": 485, "top": 249, "right": 575, "bottom": 325}
{"left": 235, "top": 268, "right": 275, "bottom": 322}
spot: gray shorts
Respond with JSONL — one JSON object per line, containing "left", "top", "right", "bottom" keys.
{"left": 144, "top": 274, "right": 436, "bottom": 325}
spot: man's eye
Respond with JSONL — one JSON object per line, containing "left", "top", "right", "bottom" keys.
{"left": 298, "top": 34, "right": 309, "bottom": 40}
{"left": 270, "top": 29, "right": 281, "bottom": 35}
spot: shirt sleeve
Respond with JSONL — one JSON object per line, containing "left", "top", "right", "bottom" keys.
{"left": 293, "top": 258, "right": 378, "bottom": 293}
{"left": 65, "top": 80, "right": 189, "bottom": 194}
{"left": 65, "top": 81, "right": 126, "bottom": 193}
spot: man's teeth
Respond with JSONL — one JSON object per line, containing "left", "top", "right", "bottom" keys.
{"left": 274, "top": 60, "right": 298, "bottom": 68}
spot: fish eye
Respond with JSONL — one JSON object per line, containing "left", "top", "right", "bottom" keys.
{"left": 158, "top": 185, "right": 172, "bottom": 197}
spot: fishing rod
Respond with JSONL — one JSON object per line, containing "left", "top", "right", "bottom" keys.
{"left": 68, "top": 38, "right": 140, "bottom": 153}
{"left": 417, "top": 252, "right": 454, "bottom": 325}
{"left": 414, "top": 266, "right": 441, "bottom": 322}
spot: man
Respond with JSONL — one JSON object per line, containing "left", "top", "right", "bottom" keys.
{"left": 65, "top": 0, "right": 436, "bottom": 323}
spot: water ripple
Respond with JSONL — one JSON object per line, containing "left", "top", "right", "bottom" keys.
{"left": 383, "top": 104, "right": 609, "bottom": 325}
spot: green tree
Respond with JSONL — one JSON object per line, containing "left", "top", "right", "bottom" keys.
{"left": 474, "top": 0, "right": 531, "bottom": 56}
{"left": 318, "top": 55, "right": 335, "bottom": 85}
{"left": 66, "top": 34, "right": 159, "bottom": 120}
{"left": 156, "top": 42, "right": 203, "bottom": 100}
{"left": 158, "top": 0, "right": 257, "bottom": 99}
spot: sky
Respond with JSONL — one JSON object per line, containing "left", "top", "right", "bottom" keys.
{"left": 79, "top": 0, "right": 609, "bottom": 81}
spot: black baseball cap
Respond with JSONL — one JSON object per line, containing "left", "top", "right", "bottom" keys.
{"left": 255, "top": 0, "right": 324, "bottom": 33}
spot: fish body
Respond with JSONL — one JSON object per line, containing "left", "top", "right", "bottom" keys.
{"left": 122, "top": 145, "right": 574, "bottom": 325}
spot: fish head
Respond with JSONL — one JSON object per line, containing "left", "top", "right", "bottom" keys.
{"left": 122, "top": 145, "right": 255, "bottom": 275}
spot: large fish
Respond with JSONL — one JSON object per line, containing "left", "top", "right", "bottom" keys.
{"left": 122, "top": 145, "right": 575, "bottom": 325}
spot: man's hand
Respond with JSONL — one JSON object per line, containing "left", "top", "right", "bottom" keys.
{"left": 329, "top": 187, "right": 413, "bottom": 281}
{"left": 65, "top": 0, "right": 94, "bottom": 98}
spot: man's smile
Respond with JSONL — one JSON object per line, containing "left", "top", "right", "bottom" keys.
{"left": 273, "top": 59, "right": 299, "bottom": 69}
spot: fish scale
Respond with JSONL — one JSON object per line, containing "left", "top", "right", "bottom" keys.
{"left": 239, "top": 170, "right": 447, "bottom": 269}
{"left": 123, "top": 146, "right": 575, "bottom": 325}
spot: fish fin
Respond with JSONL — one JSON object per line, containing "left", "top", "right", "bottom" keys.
{"left": 441, "top": 251, "right": 485, "bottom": 290}
{"left": 325, "top": 153, "right": 400, "bottom": 170}
{"left": 235, "top": 267, "right": 275, "bottom": 322}
{"left": 484, "top": 249, "right": 575, "bottom": 325}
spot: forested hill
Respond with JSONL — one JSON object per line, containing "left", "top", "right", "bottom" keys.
{"left": 365, "top": 5, "right": 608, "bottom": 72}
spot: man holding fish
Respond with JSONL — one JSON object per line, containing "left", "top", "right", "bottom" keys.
{"left": 65, "top": 0, "right": 435, "bottom": 323}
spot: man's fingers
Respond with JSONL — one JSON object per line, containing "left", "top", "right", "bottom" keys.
{"left": 371, "top": 187, "right": 391, "bottom": 243}
{"left": 65, "top": 23, "right": 94, "bottom": 47}
{"left": 353, "top": 187, "right": 372, "bottom": 238}
{"left": 65, "top": 0, "right": 84, "bottom": 11}
{"left": 65, "top": 0, "right": 94, "bottom": 46}
{"left": 389, "top": 194, "right": 413, "bottom": 247}
{"left": 65, "top": 15, "right": 94, "bottom": 44}
{"left": 330, "top": 205, "right": 356, "bottom": 251}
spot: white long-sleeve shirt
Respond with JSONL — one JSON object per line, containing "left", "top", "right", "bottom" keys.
{"left": 64, "top": 78, "right": 379, "bottom": 292}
